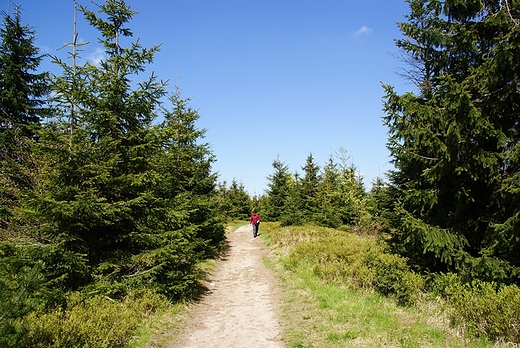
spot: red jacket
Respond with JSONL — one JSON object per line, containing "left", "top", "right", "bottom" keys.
{"left": 250, "top": 213, "right": 260, "bottom": 224}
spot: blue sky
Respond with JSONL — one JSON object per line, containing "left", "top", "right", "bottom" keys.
{"left": 13, "top": 0, "right": 411, "bottom": 195}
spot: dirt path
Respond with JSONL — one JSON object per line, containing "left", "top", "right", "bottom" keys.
{"left": 171, "top": 225, "right": 284, "bottom": 348}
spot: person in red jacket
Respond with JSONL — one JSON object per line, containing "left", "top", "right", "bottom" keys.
{"left": 250, "top": 212, "right": 261, "bottom": 238}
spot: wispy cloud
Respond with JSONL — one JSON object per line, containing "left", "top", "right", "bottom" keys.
{"left": 88, "top": 47, "right": 105, "bottom": 66}
{"left": 354, "top": 25, "right": 373, "bottom": 37}
{"left": 38, "top": 45, "right": 52, "bottom": 54}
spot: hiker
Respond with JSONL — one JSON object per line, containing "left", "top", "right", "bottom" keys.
{"left": 250, "top": 212, "right": 261, "bottom": 238}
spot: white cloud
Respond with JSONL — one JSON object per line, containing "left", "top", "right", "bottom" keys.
{"left": 88, "top": 47, "right": 105, "bottom": 66}
{"left": 354, "top": 25, "right": 373, "bottom": 37}
{"left": 38, "top": 45, "right": 52, "bottom": 54}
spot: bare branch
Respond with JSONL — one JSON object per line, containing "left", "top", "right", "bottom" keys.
{"left": 500, "top": 0, "right": 520, "bottom": 25}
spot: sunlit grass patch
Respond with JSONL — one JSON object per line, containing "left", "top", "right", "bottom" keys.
{"left": 275, "top": 260, "right": 490, "bottom": 347}
{"left": 226, "top": 220, "right": 249, "bottom": 234}
{"left": 261, "top": 222, "right": 500, "bottom": 347}
{"left": 128, "top": 300, "right": 190, "bottom": 348}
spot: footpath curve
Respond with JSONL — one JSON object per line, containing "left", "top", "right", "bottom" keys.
{"left": 171, "top": 225, "right": 283, "bottom": 348}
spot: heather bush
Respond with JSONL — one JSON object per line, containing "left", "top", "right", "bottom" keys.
{"left": 443, "top": 278, "right": 520, "bottom": 343}
{"left": 18, "top": 291, "right": 167, "bottom": 348}
{"left": 267, "top": 223, "right": 424, "bottom": 305}
{"left": 364, "top": 248, "right": 425, "bottom": 305}
{"left": 284, "top": 233, "right": 374, "bottom": 288}
{"left": 265, "top": 222, "right": 520, "bottom": 343}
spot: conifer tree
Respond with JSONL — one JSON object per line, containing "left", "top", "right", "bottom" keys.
{"left": 366, "top": 177, "right": 392, "bottom": 228}
{"left": 383, "top": 0, "right": 520, "bottom": 281}
{"left": 214, "top": 181, "right": 232, "bottom": 219}
{"left": 153, "top": 92, "right": 224, "bottom": 266}
{"left": 264, "top": 158, "right": 291, "bottom": 221}
{"left": 23, "top": 1, "right": 225, "bottom": 297}
{"left": 313, "top": 150, "right": 366, "bottom": 227}
{"left": 0, "top": 7, "right": 48, "bottom": 229}
{"left": 334, "top": 151, "right": 366, "bottom": 225}
{"left": 214, "top": 179, "right": 252, "bottom": 221}
{"left": 300, "top": 153, "right": 321, "bottom": 216}
{"left": 280, "top": 154, "right": 321, "bottom": 226}
{"left": 279, "top": 172, "right": 304, "bottom": 226}
{"left": 313, "top": 157, "right": 343, "bottom": 227}
{"left": 224, "top": 179, "right": 252, "bottom": 220}
{"left": 0, "top": 8, "right": 50, "bottom": 343}
{"left": 29, "top": 0, "right": 167, "bottom": 290}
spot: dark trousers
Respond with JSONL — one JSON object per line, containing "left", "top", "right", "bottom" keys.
{"left": 252, "top": 222, "right": 259, "bottom": 237}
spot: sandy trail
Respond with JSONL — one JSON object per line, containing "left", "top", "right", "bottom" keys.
{"left": 171, "top": 225, "right": 283, "bottom": 348}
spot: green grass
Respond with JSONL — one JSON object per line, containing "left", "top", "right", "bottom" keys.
{"left": 226, "top": 220, "right": 249, "bottom": 234}
{"left": 128, "top": 301, "right": 189, "bottom": 348}
{"left": 275, "top": 263, "right": 479, "bottom": 347}
{"left": 261, "top": 222, "right": 501, "bottom": 348}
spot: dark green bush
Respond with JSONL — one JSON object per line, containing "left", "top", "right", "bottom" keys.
{"left": 444, "top": 279, "right": 520, "bottom": 343}
{"left": 364, "top": 247, "right": 424, "bottom": 305}
{"left": 0, "top": 242, "right": 49, "bottom": 347}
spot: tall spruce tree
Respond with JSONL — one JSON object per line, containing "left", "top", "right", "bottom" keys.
{"left": 30, "top": 0, "right": 168, "bottom": 291}
{"left": 153, "top": 92, "right": 224, "bottom": 267}
{"left": 264, "top": 158, "right": 291, "bottom": 221}
{"left": 280, "top": 154, "right": 321, "bottom": 226}
{"left": 314, "top": 157, "right": 343, "bottom": 227}
{"left": 383, "top": 0, "right": 520, "bottom": 282}
{"left": 300, "top": 153, "right": 321, "bottom": 215}
{"left": 0, "top": 8, "right": 50, "bottom": 344}
{"left": 0, "top": 8, "right": 48, "bottom": 230}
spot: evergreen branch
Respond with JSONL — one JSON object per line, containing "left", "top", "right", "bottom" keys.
{"left": 0, "top": 262, "right": 43, "bottom": 323}
{"left": 123, "top": 266, "right": 158, "bottom": 278}
{"left": 500, "top": 0, "right": 520, "bottom": 25}
{"left": 410, "top": 150, "right": 439, "bottom": 161}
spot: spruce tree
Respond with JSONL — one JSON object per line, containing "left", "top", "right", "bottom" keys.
{"left": 300, "top": 153, "right": 321, "bottom": 217}
{"left": 264, "top": 158, "right": 292, "bottom": 221}
{"left": 366, "top": 177, "right": 392, "bottom": 229}
{"left": 0, "top": 8, "right": 50, "bottom": 343}
{"left": 279, "top": 172, "right": 305, "bottom": 226}
{"left": 332, "top": 149, "right": 366, "bottom": 226}
{"left": 29, "top": 0, "right": 167, "bottom": 291}
{"left": 153, "top": 92, "right": 224, "bottom": 266}
{"left": 214, "top": 181, "right": 232, "bottom": 219}
{"left": 314, "top": 157, "right": 343, "bottom": 227}
{"left": 0, "top": 8, "right": 48, "bottom": 230}
{"left": 383, "top": 0, "right": 520, "bottom": 281}
{"left": 280, "top": 154, "right": 320, "bottom": 226}
{"left": 226, "top": 179, "right": 252, "bottom": 220}
{"left": 313, "top": 150, "right": 366, "bottom": 227}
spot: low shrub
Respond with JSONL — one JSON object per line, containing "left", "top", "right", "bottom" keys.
{"left": 444, "top": 279, "right": 520, "bottom": 343}
{"left": 364, "top": 247, "right": 424, "bottom": 305}
{"left": 270, "top": 223, "right": 424, "bottom": 305}
{"left": 284, "top": 234, "right": 374, "bottom": 288}
{"left": 18, "top": 290, "right": 167, "bottom": 348}
{"left": 428, "top": 272, "right": 463, "bottom": 297}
